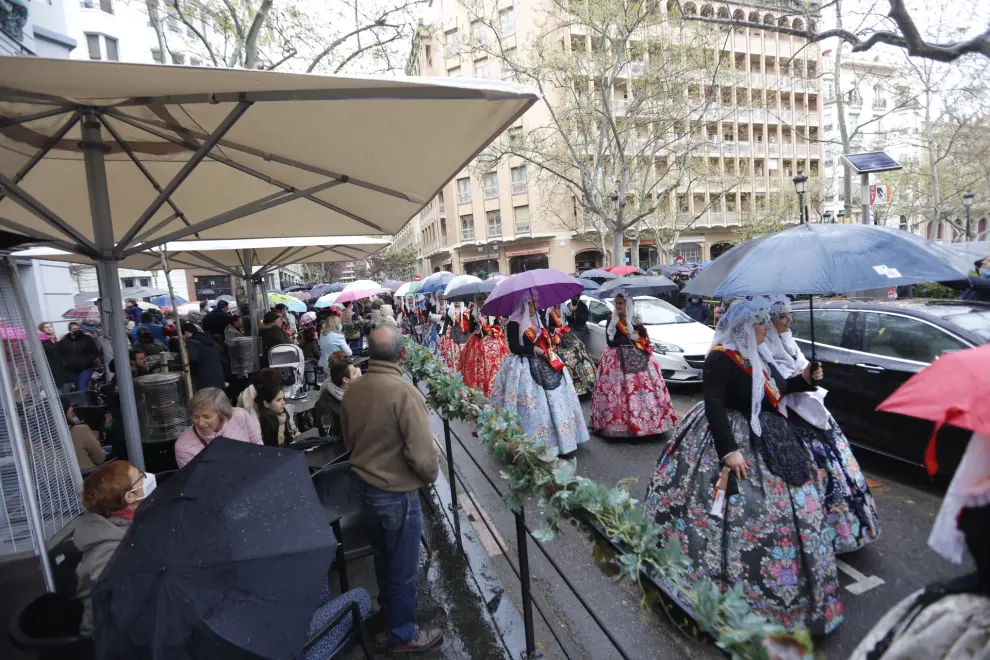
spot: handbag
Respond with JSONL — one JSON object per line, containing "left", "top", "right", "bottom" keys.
{"left": 277, "top": 366, "right": 297, "bottom": 386}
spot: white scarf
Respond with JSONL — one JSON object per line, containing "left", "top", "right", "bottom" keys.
{"left": 508, "top": 291, "right": 540, "bottom": 344}
{"left": 929, "top": 432, "right": 990, "bottom": 564}
{"left": 606, "top": 294, "right": 636, "bottom": 342}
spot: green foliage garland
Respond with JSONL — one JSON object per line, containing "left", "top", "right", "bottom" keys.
{"left": 403, "top": 340, "right": 814, "bottom": 660}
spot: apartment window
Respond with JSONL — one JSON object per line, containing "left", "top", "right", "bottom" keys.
{"left": 487, "top": 210, "right": 502, "bottom": 237}
{"left": 81, "top": 0, "right": 114, "bottom": 14}
{"left": 425, "top": 45, "right": 433, "bottom": 67}
{"left": 475, "top": 58, "right": 489, "bottom": 78}
{"left": 121, "top": 277, "right": 152, "bottom": 288}
{"left": 513, "top": 205, "right": 531, "bottom": 233}
{"left": 448, "top": 66, "right": 461, "bottom": 77}
{"left": 105, "top": 36, "right": 118, "bottom": 61}
{"left": 187, "top": 23, "right": 197, "bottom": 38}
{"left": 172, "top": 52, "right": 185, "bottom": 65}
{"left": 85, "top": 33, "right": 101, "bottom": 60}
{"left": 190, "top": 57, "right": 201, "bottom": 66}
{"left": 151, "top": 48, "right": 164, "bottom": 64}
{"left": 456, "top": 177, "right": 471, "bottom": 204}
{"left": 511, "top": 166, "right": 527, "bottom": 194}
{"left": 460, "top": 214, "right": 475, "bottom": 241}
{"left": 483, "top": 172, "right": 499, "bottom": 199}
{"left": 500, "top": 7, "right": 515, "bottom": 36}
{"left": 445, "top": 30, "right": 459, "bottom": 57}
{"left": 86, "top": 34, "right": 118, "bottom": 61}
{"left": 472, "top": 20, "right": 489, "bottom": 45}
{"left": 167, "top": 14, "right": 180, "bottom": 32}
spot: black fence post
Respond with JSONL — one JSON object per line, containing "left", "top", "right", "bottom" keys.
{"left": 443, "top": 417, "right": 463, "bottom": 552}
{"left": 515, "top": 507, "right": 543, "bottom": 659}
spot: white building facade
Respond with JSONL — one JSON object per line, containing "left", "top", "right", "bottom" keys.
{"left": 820, "top": 53, "right": 925, "bottom": 227}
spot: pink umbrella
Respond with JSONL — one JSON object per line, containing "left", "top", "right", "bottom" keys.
{"left": 288, "top": 291, "right": 313, "bottom": 301}
{"left": 480, "top": 269, "right": 583, "bottom": 316}
{"left": 0, "top": 323, "right": 28, "bottom": 340}
{"left": 62, "top": 305, "right": 101, "bottom": 325}
{"left": 336, "top": 280, "right": 388, "bottom": 304}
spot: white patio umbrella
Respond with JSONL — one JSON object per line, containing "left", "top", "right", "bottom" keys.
{"left": 0, "top": 58, "right": 536, "bottom": 468}
{"left": 336, "top": 279, "right": 388, "bottom": 304}
{"left": 394, "top": 282, "right": 414, "bottom": 297}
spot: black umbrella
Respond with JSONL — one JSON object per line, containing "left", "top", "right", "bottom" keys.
{"left": 683, "top": 223, "right": 968, "bottom": 362}
{"left": 579, "top": 268, "right": 617, "bottom": 283}
{"left": 445, "top": 278, "right": 498, "bottom": 302}
{"left": 92, "top": 439, "right": 336, "bottom": 660}
{"left": 327, "top": 282, "right": 346, "bottom": 293}
{"left": 597, "top": 275, "right": 678, "bottom": 299}
{"left": 196, "top": 288, "right": 216, "bottom": 297}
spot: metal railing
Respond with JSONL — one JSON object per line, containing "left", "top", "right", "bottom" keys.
{"left": 487, "top": 224, "right": 502, "bottom": 238}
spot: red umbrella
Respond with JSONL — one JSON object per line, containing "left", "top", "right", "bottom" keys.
{"left": 877, "top": 343, "right": 990, "bottom": 475}
{"left": 62, "top": 305, "right": 101, "bottom": 325}
{"left": 609, "top": 265, "right": 643, "bottom": 276}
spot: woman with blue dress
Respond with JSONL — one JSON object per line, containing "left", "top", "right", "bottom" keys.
{"left": 491, "top": 292, "right": 588, "bottom": 459}
{"left": 421, "top": 294, "right": 443, "bottom": 355}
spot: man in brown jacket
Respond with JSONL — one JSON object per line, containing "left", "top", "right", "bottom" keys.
{"left": 341, "top": 325, "right": 442, "bottom": 654}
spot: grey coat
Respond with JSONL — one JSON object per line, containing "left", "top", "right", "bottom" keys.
{"left": 73, "top": 511, "right": 130, "bottom": 636}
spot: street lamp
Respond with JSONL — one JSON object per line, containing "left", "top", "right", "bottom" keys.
{"left": 793, "top": 170, "right": 808, "bottom": 224}
{"left": 963, "top": 191, "right": 975, "bottom": 241}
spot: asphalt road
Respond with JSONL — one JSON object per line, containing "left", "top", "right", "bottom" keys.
{"left": 427, "top": 382, "right": 969, "bottom": 660}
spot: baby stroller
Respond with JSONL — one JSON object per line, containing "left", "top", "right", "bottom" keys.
{"left": 268, "top": 344, "right": 306, "bottom": 400}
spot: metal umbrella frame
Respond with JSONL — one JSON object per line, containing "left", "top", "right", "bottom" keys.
{"left": 0, "top": 59, "right": 536, "bottom": 471}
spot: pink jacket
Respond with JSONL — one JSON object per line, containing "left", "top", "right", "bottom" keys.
{"left": 174, "top": 407, "right": 263, "bottom": 468}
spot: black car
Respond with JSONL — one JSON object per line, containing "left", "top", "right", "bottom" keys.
{"left": 789, "top": 299, "right": 990, "bottom": 476}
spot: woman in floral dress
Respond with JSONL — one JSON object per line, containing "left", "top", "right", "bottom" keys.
{"left": 438, "top": 300, "right": 471, "bottom": 372}
{"left": 590, "top": 294, "right": 677, "bottom": 437}
{"left": 542, "top": 303, "right": 597, "bottom": 397}
{"left": 421, "top": 293, "right": 444, "bottom": 355}
{"left": 491, "top": 292, "right": 589, "bottom": 458}
{"left": 760, "top": 296, "right": 880, "bottom": 554}
{"left": 642, "top": 299, "right": 843, "bottom": 636}
{"left": 460, "top": 295, "right": 510, "bottom": 396}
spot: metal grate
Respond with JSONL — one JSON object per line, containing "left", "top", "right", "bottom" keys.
{"left": 229, "top": 336, "right": 260, "bottom": 377}
{"left": 135, "top": 373, "right": 189, "bottom": 444}
{"left": 0, "top": 262, "right": 83, "bottom": 557}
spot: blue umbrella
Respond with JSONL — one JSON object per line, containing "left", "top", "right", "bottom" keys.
{"left": 327, "top": 282, "right": 346, "bottom": 293}
{"left": 418, "top": 271, "right": 456, "bottom": 294}
{"left": 573, "top": 277, "right": 602, "bottom": 297}
{"left": 598, "top": 275, "right": 678, "bottom": 298}
{"left": 445, "top": 279, "right": 498, "bottom": 302}
{"left": 579, "top": 268, "right": 617, "bottom": 282}
{"left": 683, "top": 223, "right": 968, "bottom": 363}
{"left": 151, "top": 294, "right": 186, "bottom": 307}
{"left": 308, "top": 283, "right": 333, "bottom": 298}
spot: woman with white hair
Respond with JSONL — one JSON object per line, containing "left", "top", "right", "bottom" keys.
{"left": 642, "top": 299, "right": 843, "bottom": 636}
{"left": 174, "top": 387, "right": 262, "bottom": 468}
{"left": 590, "top": 293, "right": 676, "bottom": 436}
{"left": 760, "top": 296, "right": 880, "bottom": 553}
{"left": 491, "top": 292, "right": 588, "bottom": 458}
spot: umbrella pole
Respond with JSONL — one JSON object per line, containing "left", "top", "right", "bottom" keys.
{"left": 809, "top": 295, "right": 817, "bottom": 366}
{"left": 160, "top": 249, "right": 192, "bottom": 398}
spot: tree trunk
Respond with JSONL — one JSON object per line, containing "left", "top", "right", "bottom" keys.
{"left": 611, "top": 230, "right": 624, "bottom": 266}
{"left": 832, "top": 0, "right": 856, "bottom": 223}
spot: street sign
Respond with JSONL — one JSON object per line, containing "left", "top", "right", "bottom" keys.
{"left": 870, "top": 184, "right": 892, "bottom": 205}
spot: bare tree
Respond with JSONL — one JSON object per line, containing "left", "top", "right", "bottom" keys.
{"left": 460, "top": 0, "right": 747, "bottom": 264}
{"left": 151, "top": 0, "right": 425, "bottom": 73}
{"left": 680, "top": 0, "right": 990, "bottom": 64}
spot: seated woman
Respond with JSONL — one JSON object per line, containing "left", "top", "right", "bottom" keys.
{"left": 74, "top": 461, "right": 154, "bottom": 636}
{"left": 65, "top": 400, "right": 106, "bottom": 471}
{"left": 460, "top": 296, "right": 510, "bottom": 397}
{"left": 543, "top": 302, "right": 596, "bottom": 397}
{"left": 438, "top": 300, "right": 471, "bottom": 372}
{"left": 313, "top": 359, "right": 360, "bottom": 440}
{"left": 255, "top": 384, "right": 295, "bottom": 447}
{"left": 642, "top": 299, "right": 843, "bottom": 635}
{"left": 590, "top": 293, "right": 677, "bottom": 437}
{"left": 491, "top": 292, "right": 589, "bottom": 459}
{"left": 760, "top": 296, "right": 880, "bottom": 553}
{"left": 175, "top": 388, "right": 262, "bottom": 468}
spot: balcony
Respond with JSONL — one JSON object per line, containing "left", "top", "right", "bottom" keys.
{"left": 438, "top": 201, "right": 446, "bottom": 217}
{"left": 768, "top": 142, "right": 779, "bottom": 155}
{"left": 750, "top": 73, "right": 763, "bottom": 88}
{"left": 512, "top": 181, "right": 527, "bottom": 195}
{"left": 457, "top": 191, "right": 471, "bottom": 205}
{"left": 709, "top": 212, "right": 725, "bottom": 226}
{"left": 737, "top": 141, "right": 751, "bottom": 155}
{"left": 461, "top": 227, "right": 475, "bottom": 241}
{"left": 487, "top": 224, "right": 502, "bottom": 238}
{"left": 675, "top": 213, "right": 693, "bottom": 228}
{"left": 873, "top": 99, "right": 888, "bottom": 110}
{"left": 724, "top": 211, "right": 739, "bottom": 225}
{"left": 515, "top": 222, "right": 531, "bottom": 234}
{"left": 625, "top": 61, "right": 645, "bottom": 76}
{"left": 752, "top": 141, "right": 767, "bottom": 155}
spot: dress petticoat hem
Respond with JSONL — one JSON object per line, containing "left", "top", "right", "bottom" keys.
{"left": 590, "top": 346, "right": 678, "bottom": 438}
{"left": 460, "top": 333, "right": 510, "bottom": 397}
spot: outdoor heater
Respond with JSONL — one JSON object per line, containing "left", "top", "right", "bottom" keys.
{"left": 134, "top": 372, "right": 190, "bottom": 445}
{"left": 229, "top": 335, "right": 261, "bottom": 377}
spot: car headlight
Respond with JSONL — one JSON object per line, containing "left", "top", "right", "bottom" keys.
{"left": 652, "top": 341, "right": 684, "bottom": 355}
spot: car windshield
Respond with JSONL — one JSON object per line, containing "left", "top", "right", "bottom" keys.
{"left": 631, "top": 298, "right": 694, "bottom": 325}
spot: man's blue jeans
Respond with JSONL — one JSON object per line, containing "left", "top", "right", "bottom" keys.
{"left": 72, "top": 368, "right": 93, "bottom": 392}
{"left": 358, "top": 481, "right": 422, "bottom": 645}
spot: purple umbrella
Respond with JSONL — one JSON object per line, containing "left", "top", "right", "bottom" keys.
{"left": 480, "top": 269, "right": 583, "bottom": 316}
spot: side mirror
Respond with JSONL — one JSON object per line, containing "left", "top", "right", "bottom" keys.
{"left": 598, "top": 320, "right": 607, "bottom": 328}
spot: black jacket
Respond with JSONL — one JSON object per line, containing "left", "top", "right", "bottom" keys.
{"left": 258, "top": 323, "right": 291, "bottom": 367}
{"left": 683, "top": 301, "right": 712, "bottom": 325}
{"left": 42, "top": 338, "right": 72, "bottom": 388}
{"left": 185, "top": 332, "right": 226, "bottom": 391}
{"left": 702, "top": 350, "right": 812, "bottom": 458}
{"left": 201, "top": 308, "right": 230, "bottom": 336}
{"left": 57, "top": 332, "right": 99, "bottom": 373}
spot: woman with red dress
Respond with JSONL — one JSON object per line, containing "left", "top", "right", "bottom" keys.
{"left": 438, "top": 301, "right": 471, "bottom": 371}
{"left": 590, "top": 293, "right": 677, "bottom": 437}
{"left": 459, "top": 295, "right": 510, "bottom": 396}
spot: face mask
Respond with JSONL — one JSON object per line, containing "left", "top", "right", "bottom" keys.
{"left": 72, "top": 330, "right": 83, "bottom": 337}
{"left": 69, "top": 415, "right": 81, "bottom": 425}
{"left": 128, "top": 473, "right": 156, "bottom": 502}
{"left": 980, "top": 268, "right": 990, "bottom": 278}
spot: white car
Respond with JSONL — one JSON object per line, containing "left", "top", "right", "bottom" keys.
{"left": 580, "top": 295, "right": 713, "bottom": 383}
